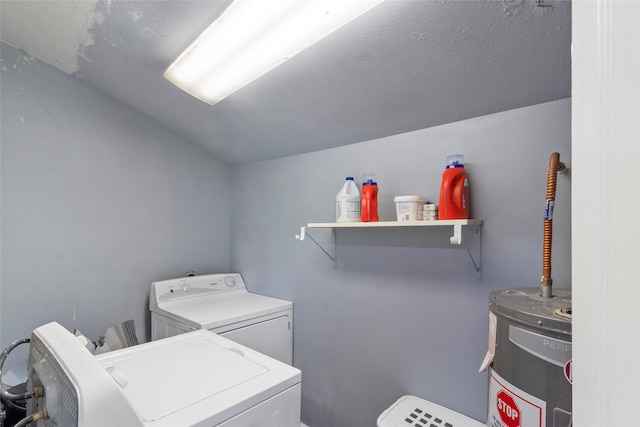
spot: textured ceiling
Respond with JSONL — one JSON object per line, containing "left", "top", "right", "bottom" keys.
{"left": 1, "top": 0, "right": 571, "bottom": 165}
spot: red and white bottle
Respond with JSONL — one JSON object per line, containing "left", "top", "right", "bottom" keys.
{"left": 360, "top": 174, "right": 379, "bottom": 222}
{"left": 438, "top": 155, "right": 470, "bottom": 220}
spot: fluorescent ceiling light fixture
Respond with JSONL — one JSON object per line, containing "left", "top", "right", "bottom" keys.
{"left": 164, "top": 0, "right": 383, "bottom": 105}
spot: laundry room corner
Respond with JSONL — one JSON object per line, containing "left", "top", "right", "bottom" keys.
{"left": 230, "top": 99, "right": 571, "bottom": 426}
{"left": 0, "top": 43, "right": 233, "bottom": 350}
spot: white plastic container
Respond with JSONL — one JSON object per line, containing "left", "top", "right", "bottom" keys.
{"left": 394, "top": 195, "right": 427, "bottom": 222}
{"left": 378, "top": 395, "right": 484, "bottom": 427}
{"left": 336, "top": 177, "right": 361, "bottom": 222}
{"left": 422, "top": 203, "right": 439, "bottom": 221}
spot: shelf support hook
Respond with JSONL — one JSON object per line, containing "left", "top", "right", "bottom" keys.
{"left": 450, "top": 224, "right": 463, "bottom": 245}
{"left": 295, "top": 226, "right": 307, "bottom": 242}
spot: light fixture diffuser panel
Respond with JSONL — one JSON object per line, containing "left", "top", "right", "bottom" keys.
{"left": 164, "top": 0, "right": 383, "bottom": 105}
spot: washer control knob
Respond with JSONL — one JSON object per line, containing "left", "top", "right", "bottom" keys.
{"left": 224, "top": 276, "right": 236, "bottom": 288}
{"left": 181, "top": 283, "right": 190, "bottom": 292}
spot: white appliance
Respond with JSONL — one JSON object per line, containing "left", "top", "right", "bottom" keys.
{"left": 27, "top": 322, "right": 301, "bottom": 427}
{"left": 150, "top": 273, "right": 293, "bottom": 365}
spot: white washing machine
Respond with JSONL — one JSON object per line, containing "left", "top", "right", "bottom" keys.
{"left": 150, "top": 273, "right": 293, "bottom": 365}
{"left": 27, "top": 322, "right": 301, "bottom": 427}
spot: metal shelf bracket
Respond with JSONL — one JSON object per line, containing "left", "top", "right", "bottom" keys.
{"left": 450, "top": 224, "right": 482, "bottom": 279}
{"left": 295, "top": 227, "right": 336, "bottom": 263}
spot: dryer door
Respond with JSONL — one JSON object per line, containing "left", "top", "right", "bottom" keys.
{"left": 216, "top": 315, "right": 292, "bottom": 365}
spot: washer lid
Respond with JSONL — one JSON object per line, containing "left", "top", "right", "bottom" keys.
{"left": 96, "top": 330, "right": 300, "bottom": 424}
{"left": 154, "top": 291, "right": 292, "bottom": 329}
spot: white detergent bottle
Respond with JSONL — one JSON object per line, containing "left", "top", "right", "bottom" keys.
{"left": 336, "top": 177, "right": 361, "bottom": 222}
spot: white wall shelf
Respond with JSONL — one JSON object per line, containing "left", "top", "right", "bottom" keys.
{"left": 295, "top": 220, "right": 483, "bottom": 278}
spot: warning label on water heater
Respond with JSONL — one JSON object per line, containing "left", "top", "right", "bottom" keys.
{"left": 488, "top": 368, "right": 546, "bottom": 427}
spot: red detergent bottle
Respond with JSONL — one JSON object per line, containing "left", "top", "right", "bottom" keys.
{"left": 438, "top": 155, "right": 470, "bottom": 220}
{"left": 360, "top": 174, "right": 379, "bottom": 222}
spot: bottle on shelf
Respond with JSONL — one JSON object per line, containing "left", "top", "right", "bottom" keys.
{"left": 360, "top": 174, "right": 379, "bottom": 222}
{"left": 336, "top": 177, "right": 361, "bottom": 222}
{"left": 438, "top": 155, "right": 470, "bottom": 220}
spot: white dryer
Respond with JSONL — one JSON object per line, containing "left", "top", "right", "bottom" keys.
{"left": 150, "top": 273, "right": 293, "bottom": 365}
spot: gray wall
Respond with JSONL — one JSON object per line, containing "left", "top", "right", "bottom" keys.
{"left": 1, "top": 40, "right": 571, "bottom": 427}
{"left": 231, "top": 99, "right": 571, "bottom": 426}
{"left": 0, "top": 43, "right": 231, "bottom": 350}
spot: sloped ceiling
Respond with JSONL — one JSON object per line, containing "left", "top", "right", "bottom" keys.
{"left": 1, "top": 0, "right": 571, "bottom": 165}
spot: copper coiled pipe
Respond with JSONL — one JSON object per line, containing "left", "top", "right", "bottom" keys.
{"left": 541, "top": 152, "right": 565, "bottom": 298}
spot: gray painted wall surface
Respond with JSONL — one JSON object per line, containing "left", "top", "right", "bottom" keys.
{"left": 1, "top": 40, "right": 571, "bottom": 427}
{"left": 0, "top": 44, "right": 231, "bottom": 350}
{"left": 231, "top": 99, "right": 571, "bottom": 426}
